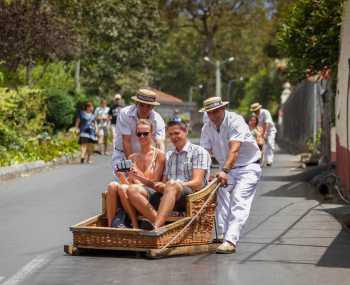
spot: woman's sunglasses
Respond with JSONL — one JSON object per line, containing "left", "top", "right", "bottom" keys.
{"left": 136, "top": 132, "right": 150, "bottom": 137}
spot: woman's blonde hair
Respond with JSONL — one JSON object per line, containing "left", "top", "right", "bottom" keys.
{"left": 136, "top": 119, "right": 153, "bottom": 132}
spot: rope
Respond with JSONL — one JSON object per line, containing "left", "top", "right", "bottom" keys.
{"left": 158, "top": 182, "right": 220, "bottom": 253}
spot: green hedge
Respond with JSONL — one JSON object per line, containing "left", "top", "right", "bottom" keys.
{"left": 0, "top": 87, "right": 79, "bottom": 167}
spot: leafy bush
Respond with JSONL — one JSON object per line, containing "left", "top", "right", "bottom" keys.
{"left": 0, "top": 87, "right": 47, "bottom": 142}
{"left": 0, "top": 87, "right": 79, "bottom": 167}
{"left": 277, "top": 0, "right": 344, "bottom": 83}
{"left": 237, "top": 67, "right": 283, "bottom": 117}
{"left": 46, "top": 88, "right": 75, "bottom": 130}
{"left": 0, "top": 131, "right": 79, "bottom": 167}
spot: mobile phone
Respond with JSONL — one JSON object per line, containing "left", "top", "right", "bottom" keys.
{"left": 115, "top": 159, "right": 133, "bottom": 172}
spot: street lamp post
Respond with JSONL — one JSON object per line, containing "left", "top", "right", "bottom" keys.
{"left": 204, "top": 56, "right": 234, "bottom": 98}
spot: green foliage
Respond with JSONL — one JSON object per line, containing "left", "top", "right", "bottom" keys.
{"left": 0, "top": 131, "right": 79, "bottom": 167}
{"left": 55, "top": 0, "right": 165, "bottom": 94}
{"left": 18, "top": 62, "right": 75, "bottom": 91}
{"left": 152, "top": 17, "right": 201, "bottom": 99}
{"left": 306, "top": 128, "right": 322, "bottom": 154}
{"left": 0, "top": 0, "right": 77, "bottom": 72}
{"left": 237, "top": 66, "right": 283, "bottom": 117}
{"left": 0, "top": 87, "right": 79, "bottom": 166}
{"left": 277, "top": 0, "right": 344, "bottom": 83}
{"left": 0, "top": 87, "right": 47, "bottom": 144}
{"left": 45, "top": 88, "right": 76, "bottom": 130}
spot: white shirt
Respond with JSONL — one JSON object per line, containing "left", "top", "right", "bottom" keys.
{"left": 114, "top": 104, "right": 165, "bottom": 153}
{"left": 94, "top": 106, "right": 110, "bottom": 128}
{"left": 200, "top": 111, "right": 261, "bottom": 168}
{"left": 258, "top": 108, "right": 276, "bottom": 134}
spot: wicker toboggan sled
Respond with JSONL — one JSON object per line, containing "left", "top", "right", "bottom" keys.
{"left": 64, "top": 179, "right": 219, "bottom": 258}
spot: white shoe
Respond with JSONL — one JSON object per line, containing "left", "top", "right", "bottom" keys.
{"left": 216, "top": 241, "right": 236, "bottom": 254}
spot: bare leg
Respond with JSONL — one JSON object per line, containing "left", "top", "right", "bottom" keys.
{"left": 154, "top": 181, "right": 182, "bottom": 229}
{"left": 80, "top": 144, "right": 87, "bottom": 162}
{"left": 103, "top": 135, "right": 108, "bottom": 154}
{"left": 106, "top": 182, "right": 118, "bottom": 227}
{"left": 128, "top": 187, "right": 157, "bottom": 223}
{"left": 117, "top": 184, "right": 139, "bottom": 229}
{"left": 86, "top": 143, "right": 93, "bottom": 163}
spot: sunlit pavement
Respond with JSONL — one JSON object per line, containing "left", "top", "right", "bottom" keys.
{"left": 1, "top": 145, "right": 350, "bottom": 285}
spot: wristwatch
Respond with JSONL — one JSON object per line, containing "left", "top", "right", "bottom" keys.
{"left": 222, "top": 167, "right": 230, "bottom": 174}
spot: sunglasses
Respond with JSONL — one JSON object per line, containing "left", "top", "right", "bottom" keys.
{"left": 136, "top": 132, "right": 150, "bottom": 137}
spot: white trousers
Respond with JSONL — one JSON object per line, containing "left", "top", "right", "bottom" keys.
{"left": 216, "top": 163, "right": 261, "bottom": 245}
{"left": 264, "top": 131, "right": 276, "bottom": 165}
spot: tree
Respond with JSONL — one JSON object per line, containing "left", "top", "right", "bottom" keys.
{"left": 154, "top": 0, "right": 279, "bottom": 99}
{"left": 55, "top": 0, "right": 165, "bottom": 95}
{"left": 277, "top": 0, "right": 344, "bottom": 83}
{"left": 0, "top": 0, "right": 77, "bottom": 86}
{"left": 277, "top": 0, "right": 345, "bottom": 165}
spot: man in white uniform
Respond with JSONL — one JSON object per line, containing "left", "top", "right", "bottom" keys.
{"left": 112, "top": 88, "right": 165, "bottom": 170}
{"left": 250, "top": 102, "right": 277, "bottom": 166}
{"left": 200, "top": 97, "right": 262, "bottom": 253}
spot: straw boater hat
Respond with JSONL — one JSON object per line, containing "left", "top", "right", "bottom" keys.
{"left": 199, "top": 97, "right": 229, "bottom": 113}
{"left": 114, "top": 93, "right": 121, "bottom": 100}
{"left": 131, "top": 88, "right": 160, "bottom": 106}
{"left": 250, "top": 102, "right": 262, "bottom": 112}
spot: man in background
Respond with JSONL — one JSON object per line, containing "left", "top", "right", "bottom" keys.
{"left": 112, "top": 88, "right": 165, "bottom": 170}
{"left": 95, "top": 99, "right": 110, "bottom": 155}
{"left": 109, "top": 94, "right": 123, "bottom": 151}
{"left": 250, "top": 102, "right": 277, "bottom": 166}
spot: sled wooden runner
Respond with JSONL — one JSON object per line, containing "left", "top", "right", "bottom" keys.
{"left": 64, "top": 179, "right": 219, "bottom": 258}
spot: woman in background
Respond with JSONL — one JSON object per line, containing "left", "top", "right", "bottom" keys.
{"left": 75, "top": 101, "right": 97, "bottom": 164}
{"left": 248, "top": 115, "right": 264, "bottom": 150}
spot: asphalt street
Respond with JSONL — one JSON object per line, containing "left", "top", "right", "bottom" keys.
{"left": 1, "top": 148, "right": 350, "bottom": 285}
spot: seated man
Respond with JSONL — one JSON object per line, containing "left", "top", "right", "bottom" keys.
{"left": 127, "top": 120, "right": 211, "bottom": 231}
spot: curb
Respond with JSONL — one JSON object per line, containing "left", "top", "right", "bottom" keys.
{"left": 0, "top": 152, "right": 80, "bottom": 181}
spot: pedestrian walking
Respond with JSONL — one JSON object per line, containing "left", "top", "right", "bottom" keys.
{"left": 109, "top": 94, "right": 123, "bottom": 151}
{"left": 95, "top": 99, "right": 110, "bottom": 155}
{"left": 200, "top": 97, "right": 262, "bottom": 254}
{"left": 75, "top": 101, "right": 97, "bottom": 164}
{"left": 112, "top": 88, "right": 165, "bottom": 171}
{"left": 250, "top": 102, "right": 277, "bottom": 166}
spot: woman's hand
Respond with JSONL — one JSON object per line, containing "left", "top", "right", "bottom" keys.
{"left": 128, "top": 166, "right": 143, "bottom": 178}
{"left": 154, "top": 182, "right": 166, "bottom": 193}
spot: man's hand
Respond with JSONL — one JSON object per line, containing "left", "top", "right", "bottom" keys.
{"left": 216, "top": 171, "right": 229, "bottom": 187}
{"left": 154, "top": 182, "right": 165, "bottom": 193}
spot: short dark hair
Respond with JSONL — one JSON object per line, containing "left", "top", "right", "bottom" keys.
{"left": 166, "top": 120, "right": 187, "bottom": 131}
{"left": 84, "top": 101, "right": 93, "bottom": 110}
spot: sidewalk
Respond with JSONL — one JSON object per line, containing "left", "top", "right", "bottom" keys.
{"left": 234, "top": 148, "right": 350, "bottom": 283}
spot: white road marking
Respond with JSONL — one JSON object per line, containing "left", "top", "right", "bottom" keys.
{"left": 1, "top": 254, "right": 50, "bottom": 285}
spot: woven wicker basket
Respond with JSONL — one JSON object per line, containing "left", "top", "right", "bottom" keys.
{"left": 70, "top": 180, "right": 218, "bottom": 251}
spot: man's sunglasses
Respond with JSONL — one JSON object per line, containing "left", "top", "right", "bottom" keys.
{"left": 136, "top": 132, "right": 150, "bottom": 137}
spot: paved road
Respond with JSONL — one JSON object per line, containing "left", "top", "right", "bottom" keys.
{"left": 1, "top": 149, "right": 350, "bottom": 285}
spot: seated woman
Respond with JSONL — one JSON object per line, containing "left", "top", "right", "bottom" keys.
{"left": 105, "top": 119, "right": 165, "bottom": 228}
{"left": 248, "top": 115, "right": 264, "bottom": 150}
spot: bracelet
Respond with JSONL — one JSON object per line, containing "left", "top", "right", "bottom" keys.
{"left": 222, "top": 167, "right": 230, "bottom": 174}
